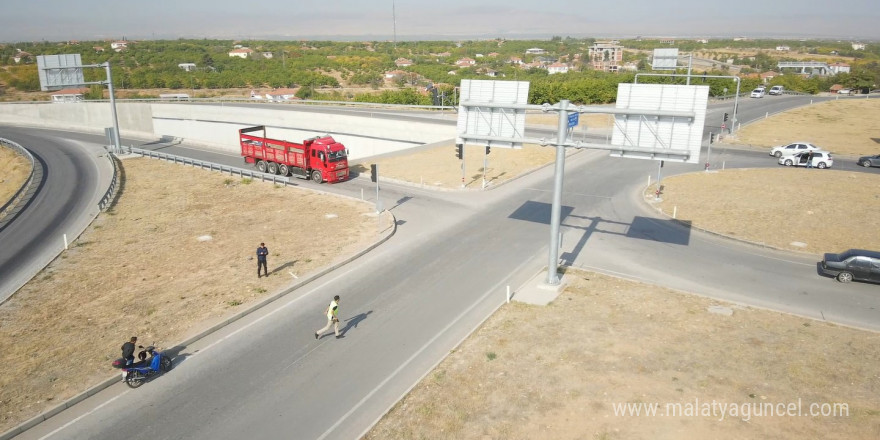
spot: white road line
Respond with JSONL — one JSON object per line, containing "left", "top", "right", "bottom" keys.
{"left": 317, "top": 257, "right": 534, "bottom": 440}
{"left": 39, "top": 391, "right": 129, "bottom": 440}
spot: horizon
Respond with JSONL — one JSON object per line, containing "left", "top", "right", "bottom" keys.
{"left": 1, "top": 0, "right": 878, "bottom": 43}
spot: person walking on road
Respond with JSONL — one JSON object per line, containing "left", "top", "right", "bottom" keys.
{"left": 256, "top": 242, "right": 269, "bottom": 278}
{"left": 315, "top": 295, "right": 341, "bottom": 339}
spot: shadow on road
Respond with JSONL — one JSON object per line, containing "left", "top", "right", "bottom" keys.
{"left": 340, "top": 310, "right": 373, "bottom": 337}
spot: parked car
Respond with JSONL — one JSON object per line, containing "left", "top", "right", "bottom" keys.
{"left": 838, "top": 88, "right": 852, "bottom": 95}
{"left": 750, "top": 88, "right": 765, "bottom": 98}
{"left": 778, "top": 150, "right": 833, "bottom": 168}
{"left": 820, "top": 249, "right": 880, "bottom": 283}
{"left": 769, "top": 142, "right": 822, "bottom": 158}
{"left": 857, "top": 154, "right": 880, "bottom": 167}
{"left": 768, "top": 85, "right": 785, "bottom": 95}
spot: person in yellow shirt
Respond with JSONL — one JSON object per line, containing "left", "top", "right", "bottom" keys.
{"left": 315, "top": 295, "right": 341, "bottom": 339}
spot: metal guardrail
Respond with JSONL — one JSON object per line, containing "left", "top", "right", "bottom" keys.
{"left": 0, "top": 138, "right": 37, "bottom": 229}
{"left": 127, "top": 147, "right": 292, "bottom": 185}
{"left": 98, "top": 151, "right": 120, "bottom": 211}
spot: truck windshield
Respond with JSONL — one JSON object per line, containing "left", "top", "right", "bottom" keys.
{"left": 327, "top": 150, "right": 347, "bottom": 163}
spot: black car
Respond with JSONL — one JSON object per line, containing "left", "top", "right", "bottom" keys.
{"left": 820, "top": 249, "right": 880, "bottom": 283}
{"left": 857, "top": 154, "right": 880, "bottom": 168}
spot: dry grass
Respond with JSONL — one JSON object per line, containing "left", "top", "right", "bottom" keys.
{"left": 0, "top": 157, "right": 391, "bottom": 432}
{"left": 358, "top": 142, "right": 560, "bottom": 189}
{"left": 366, "top": 270, "right": 880, "bottom": 440}
{"left": 648, "top": 169, "right": 880, "bottom": 253}
{"left": 728, "top": 99, "right": 880, "bottom": 156}
{"left": 0, "top": 146, "right": 30, "bottom": 206}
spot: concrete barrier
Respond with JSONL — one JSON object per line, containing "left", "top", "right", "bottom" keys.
{"left": 0, "top": 102, "right": 455, "bottom": 160}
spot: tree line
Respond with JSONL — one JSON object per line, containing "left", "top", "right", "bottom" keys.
{"left": 1, "top": 38, "right": 878, "bottom": 105}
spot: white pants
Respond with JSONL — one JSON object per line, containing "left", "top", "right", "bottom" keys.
{"left": 316, "top": 317, "right": 339, "bottom": 337}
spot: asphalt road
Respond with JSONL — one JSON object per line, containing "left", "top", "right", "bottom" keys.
{"left": 0, "top": 127, "right": 111, "bottom": 303}
{"left": 6, "top": 94, "right": 880, "bottom": 440}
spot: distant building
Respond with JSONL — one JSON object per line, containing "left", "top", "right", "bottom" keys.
{"left": 111, "top": 40, "right": 128, "bottom": 51}
{"left": 851, "top": 43, "right": 866, "bottom": 50}
{"left": 776, "top": 46, "right": 790, "bottom": 51}
{"left": 455, "top": 57, "right": 476, "bottom": 67}
{"left": 507, "top": 56, "right": 523, "bottom": 65}
{"left": 395, "top": 57, "right": 413, "bottom": 67}
{"left": 265, "top": 88, "right": 298, "bottom": 101}
{"left": 93, "top": 46, "right": 105, "bottom": 53}
{"left": 760, "top": 71, "right": 780, "bottom": 83}
{"left": 51, "top": 88, "right": 87, "bottom": 103}
{"left": 828, "top": 62, "right": 851, "bottom": 74}
{"left": 228, "top": 48, "right": 253, "bottom": 58}
{"left": 12, "top": 50, "right": 31, "bottom": 63}
{"left": 525, "top": 48, "right": 546, "bottom": 55}
{"left": 658, "top": 38, "right": 675, "bottom": 45}
{"left": 588, "top": 42, "right": 624, "bottom": 73}
{"left": 696, "top": 39, "right": 709, "bottom": 44}
{"left": 547, "top": 63, "right": 569, "bottom": 75}
{"left": 261, "top": 52, "right": 274, "bottom": 59}
{"left": 178, "top": 63, "right": 197, "bottom": 71}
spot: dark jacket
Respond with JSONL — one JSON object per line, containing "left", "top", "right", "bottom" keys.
{"left": 122, "top": 341, "right": 136, "bottom": 361}
{"left": 257, "top": 246, "right": 268, "bottom": 261}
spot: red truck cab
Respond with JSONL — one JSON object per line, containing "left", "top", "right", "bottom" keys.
{"left": 239, "top": 126, "right": 349, "bottom": 183}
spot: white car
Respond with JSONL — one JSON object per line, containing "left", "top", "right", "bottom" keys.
{"left": 768, "top": 85, "right": 785, "bottom": 95}
{"left": 769, "top": 142, "right": 822, "bottom": 158}
{"left": 778, "top": 151, "right": 833, "bottom": 169}
{"left": 750, "top": 88, "right": 765, "bottom": 98}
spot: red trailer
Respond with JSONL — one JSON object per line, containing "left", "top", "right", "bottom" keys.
{"left": 239, "top": 125, "right": 349, "bottom": 183}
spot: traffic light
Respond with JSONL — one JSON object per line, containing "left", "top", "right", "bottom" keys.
{"left": 455, "top": 143, "right": 463, "bottom": 159}
{"left": 709, "top": 133, "right": 716, "bottom": 144}
{"left": 723, "top": 112, "right": 729, "bottom": 122}
{"left": 485, "top": 145, "right": 491, "bottom": 155}
{"left": 370, "top": 164, "right": 377, "bottom": 183}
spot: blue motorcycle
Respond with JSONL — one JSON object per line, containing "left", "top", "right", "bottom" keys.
{"left": 112, "top": 345, "right": 173, "bottom": 388}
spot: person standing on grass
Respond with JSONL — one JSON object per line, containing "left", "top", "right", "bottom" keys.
{"left": 315, "top": 295, "right": 341, "bottom": 340}
{"left": 121, "top": 336, "right": 137, "bottom": 380}
{"left": 257, "top": 242, "right": 269, "bottom": 278}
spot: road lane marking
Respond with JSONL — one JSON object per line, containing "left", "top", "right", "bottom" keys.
{"left": 319, "top": 257, "right": 535, "bottom": 440}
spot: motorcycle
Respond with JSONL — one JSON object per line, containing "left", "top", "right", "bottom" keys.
{"left": 112, "top": 345, "right": 173, "bottom": 388}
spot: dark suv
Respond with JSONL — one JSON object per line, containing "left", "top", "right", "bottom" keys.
{"left": 820, "top": 249, "right": 880, "bottom": 283}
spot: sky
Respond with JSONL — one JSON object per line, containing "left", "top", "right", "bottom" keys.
{"left": 1, "top": 0, "right": 878, "bottom": 42}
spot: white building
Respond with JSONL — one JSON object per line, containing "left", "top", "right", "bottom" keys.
{"left": 228, "top": 48, "right": 253, "bottom": 58}
{"left": 547, "top": 63, "right": 569, "bottom": 75}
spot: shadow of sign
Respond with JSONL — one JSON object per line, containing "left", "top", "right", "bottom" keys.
{"left": 626, "top": 216, "right": 691, "bottom": 246}
{"left": 508, "top": 200, "right": 575, "bottom": 225}
{"left": 872, "top": 138, "right": 880, "bottom": 144}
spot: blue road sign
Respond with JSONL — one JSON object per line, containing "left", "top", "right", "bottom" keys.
{"left": 568, "top": 112, "right": 579, "bottom": 128}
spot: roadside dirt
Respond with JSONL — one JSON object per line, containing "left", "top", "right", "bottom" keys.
{"left": 365, "top": 269, "right": 880, "bottom": 439}
{"left": 647, "top": 169, "right": 880, "bottom": 253}
{"left": 0, "top": 157, "right": 392, "bottom": 432}
{"left": 0, "top": 146, "right": 29, "bottom": 210}
{"left": 725, "top": 99, "right": 880, "bottom": 157}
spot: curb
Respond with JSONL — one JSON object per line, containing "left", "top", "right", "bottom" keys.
{"left": 0, "top": 209, "right": 397, "bottom": 440}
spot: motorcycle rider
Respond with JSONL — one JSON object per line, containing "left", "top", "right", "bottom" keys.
{"left": 121, "top": 336, "right": 138, "bottom": 380}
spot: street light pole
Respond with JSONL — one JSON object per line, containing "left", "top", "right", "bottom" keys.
{"left": 104, "top": 62, "right": 122, "bottom": 154}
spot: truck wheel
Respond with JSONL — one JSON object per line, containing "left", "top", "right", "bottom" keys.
{"left": 256, "top": 160, "right": 268, "bottom": 173}
{"left": 267, "top": 162, "right": 279, "bottom": 174}
{"left": 278, "top": 164, "right": 290, "bottom": 176}
{"left": 311, "top": 170, "right": 323, "bottom": 184}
